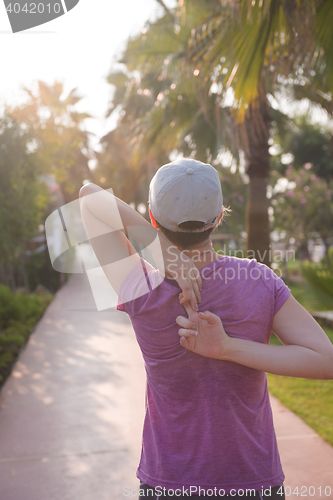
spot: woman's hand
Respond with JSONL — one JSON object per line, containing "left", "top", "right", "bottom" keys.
{"left": 159, "top": 233, "right": 202, "bottom": 312}
{"left": 176, "top": 301, "right": 230, "bottom": 360}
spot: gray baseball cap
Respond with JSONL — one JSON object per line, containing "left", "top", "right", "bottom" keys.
{"left": 149, "top": 158, "right": 223, "bottom": 233}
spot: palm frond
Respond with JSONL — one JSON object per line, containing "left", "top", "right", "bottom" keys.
{"left": 185, "top": 0, "right": 328, "bottom": 119}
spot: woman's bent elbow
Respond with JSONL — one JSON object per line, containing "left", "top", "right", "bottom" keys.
{"left": 325, "top": 363, "right": 333, "bottom": 380}
{"left": 323, "top": 353, "right": 333, "bottom": 379}
{"left": 79, "top": 184, "right": 92, "bottom": 198}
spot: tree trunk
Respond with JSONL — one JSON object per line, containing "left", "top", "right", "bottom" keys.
{"left": 19, "top": 253, "right": 30, "bottom": 292}
{"left": 246, "top": 177, "right": 270, "bottom": 266}
{"left": 243, "top": 86, "right": 272, "bottom": 267}
{"left": 282, "top": 236, "right": 290, "bottom": 283}
{"left": 298, "top": 239, "right": 311, "bottom": 261}
{"left": 322, "top": 236, "right": 332, "bottom": 272}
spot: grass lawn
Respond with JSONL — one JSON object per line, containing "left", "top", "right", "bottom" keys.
{"left": 268, "top": 327, "right": 333, "bottom": 447}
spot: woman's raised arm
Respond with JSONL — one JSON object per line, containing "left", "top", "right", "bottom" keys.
{"left": 79, "top": 183, "right": 202, "bottom": 308}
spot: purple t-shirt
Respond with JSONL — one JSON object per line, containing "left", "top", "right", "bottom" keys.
{"left": 117, "top": 255, "right": 291, "bottom": 494}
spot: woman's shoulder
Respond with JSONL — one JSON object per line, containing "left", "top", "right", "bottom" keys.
{"left": 213, "top": 254, "right": 281, "bottom": 287}
{"left": 214, "top": 254, "right": 262, "bottom": 269}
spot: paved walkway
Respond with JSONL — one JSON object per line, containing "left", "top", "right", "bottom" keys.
{"left": 0, "top": 273, "right": 333, "bottom": 500}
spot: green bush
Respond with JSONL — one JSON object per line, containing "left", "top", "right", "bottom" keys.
{"left": 301, "top": 253, "right": 333, "bottom": 299}
{"left": 25, "top": 249, "right": 62, "bottom": 294}
{"left": 0, "top": 284, "right": 21, "bottom": 329}
{"left": 0, "top": 286, "right": 53, "bottom": 386}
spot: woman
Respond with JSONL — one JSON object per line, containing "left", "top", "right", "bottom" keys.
{"left": 80, "top": 158, "right": 333, "bottom": 499}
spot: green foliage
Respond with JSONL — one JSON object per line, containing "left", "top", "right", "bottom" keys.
{"left": 270, "top": 163, "right": 333, "bottom": 246}
{"left": 186, "top": 0, "right": 333, "bottom": 117}
{"left": 0, "top": 285, "right": 53, "bottom": 386}
{"left": 219, "top": 167, "right": 247, "bottom": 236}
{"left": 10, "top": 81, "right": 94, "bottom": 203}
{"left": 0, "top": 83, "right": 94, "bottom": 292}
{"left": 302, "top": 266, "right": 333, "bottom": 297}
{"left": 102, "top": 0, "right": 333, "bottom": 264}
{"left": 301, "top": 251, "right": 333, "bottom": 299}
{"left": 99, "top": 5, "right": 241, "bottom": 205}
{"left": 0, "top": 114, "right": 49, "bottom": 265}
{"left": 25, "top": 249, "right": 60, "bottom": 294}
{"left": 0, "top": 285, "right": 19, "bottom": 329}
{"left": 267, "top": 370, "right": 333, "bottom": 447}
{"left": 290, "top": 120, "right": 333, "bottom": 182}
{"left": 289, "top": 280, "right": 333, "bottom": 312}
{"left": 186, "top": 0, "right": 291, "bottom": 112}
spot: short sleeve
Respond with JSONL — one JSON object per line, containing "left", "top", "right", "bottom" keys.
{"left": 116, "top": 259, "right": 164, "bottom": 316}
{"left": 257, "top": 261, "right": 291, "bottom": 316}
{"left": 116, "top": 259, "right": 149, "bottom": 315}
{"left": 273, "top": 273, "right": 291, "bottom": 315}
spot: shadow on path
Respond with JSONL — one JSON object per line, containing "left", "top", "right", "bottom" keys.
{"left": 0, "top": 273, "right": 145, "bottom": 500}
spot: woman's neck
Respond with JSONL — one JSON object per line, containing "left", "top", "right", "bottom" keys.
{"left": 179, "top": 240, "right": 219, "bottom": 269}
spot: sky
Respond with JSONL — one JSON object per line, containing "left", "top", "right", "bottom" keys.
{"left": 0, "top": 0, "right": 176, "bottom": 154}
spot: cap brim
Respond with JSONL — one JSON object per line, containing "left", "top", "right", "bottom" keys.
{"left": 174, "top": 221, "right": 216, "bottom": 233}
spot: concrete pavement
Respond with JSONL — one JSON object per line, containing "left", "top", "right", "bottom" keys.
{"left": 270, "top": 395, "right": 333, "bottom": 498}
{"left": 0, "top": 272, "right": 333, "bottom": 500}
{"left": 0, "top": 273, "right": 146, "bottom": 500}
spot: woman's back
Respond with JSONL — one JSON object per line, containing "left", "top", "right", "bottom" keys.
{"left": 117, "top": 255, "right": 290, "bottom": 493}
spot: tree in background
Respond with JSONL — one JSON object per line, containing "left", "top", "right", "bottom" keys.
{"left": 182, "top": 0, "right": 333, "bottom": 265}
{"left": 290, "top": 120, "right": 333, "bottom": 183}
{"left": 101, "top": 0, "right": 333, "bottom": 266}
{"left": 271, "top": 164, "right": 333, "bottom": 259}
{"left": 0, "top": 114, "right": 49, "bottom": 291}
{"left": 270, "top": 117, "right": 333, "bottom": 261}
{"left": 10, "top": 81, "right": 95, "bottom": 203}
{"left": 95, "top": 67, "right": 172, "bottom": 207}
{"left": 97, "top": 29, "right": 239, "bottom": 208}
{"left": 219, "top": 166, "right": 247, "bottom": 239}
{"left": 271, "top": 117, "right": 333, "bottom": 181}
{"left": 99, "top": 3, "right": 243, "bottom": 232}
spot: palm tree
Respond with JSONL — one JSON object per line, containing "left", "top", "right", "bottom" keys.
{"left": 96, "top": 69, "right": 172, "bottom": 207}
{"left": 103, "top": 0, "right": 333, "bottom": 265}
{"left": 183, "top": 0, "right": 333, "bottom": 265}
{"left": 10, "top": 81, "right": 94, "bottom": 203}
{"left": 105, "top": 2, "right": 272, "bottom": 260}
{"left": 102, "top": 7, "right": 241, "bottom": 208}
